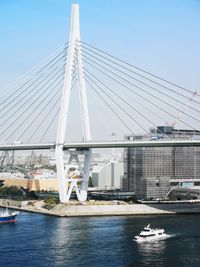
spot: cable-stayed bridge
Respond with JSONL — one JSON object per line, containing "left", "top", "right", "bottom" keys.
{"left": 0, "top": 4, "right": 200, "bottom": 202}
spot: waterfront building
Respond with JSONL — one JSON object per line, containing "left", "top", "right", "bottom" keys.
{"left": 123, "top": 127, "right": 200, "bottom": 200}
{"left": 92, "top": 160, "right": 123, "bottom": 189}
{"left": 2, "top": 177, "right": 59, "bottom": 191}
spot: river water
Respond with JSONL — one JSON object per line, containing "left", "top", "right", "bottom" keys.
{"left": 0, "top": 212, "right": 200, "bottom": 267}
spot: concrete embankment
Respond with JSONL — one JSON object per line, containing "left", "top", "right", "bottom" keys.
{"left": 2, "top": 199, "right": 200, "bottom": 217}
{"left": 50, "top": 203, "right": 174, "bottom": 217}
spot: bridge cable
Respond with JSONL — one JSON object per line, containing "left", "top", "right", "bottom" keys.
{"left": 85, "top": 78, "right": 136, "bottom": 137}
{"left": 85, "top": 73, "right": 151, "bottom": 136}
{"left": 0, "top": 63, "right": 66, "bottom": 133}
{"left": 0, "top": 45, "right": 68, "bottom": 109}
{"left": 0, "top": 51, "right": 67, "bottom": 119}
{"left": 0, "top": 66, "right": 66, "bottom": 139}
{"left": 0, "top": 53, "right": 67, "bottom": 121}
{"left": 0, "top": 43, "right": 68, "bottom": 104}
{"left": 82, "top": 53, "right": 200, "bottom": 125}
{"left": 80, "top": 41, "right": 200, "bottom": 98}
{"left": 3, "top": 79, "right": 63, "bottom": 141}
{"left": 84, "top": 70, "right": 174, "bottom": 139}
{"left": 74, "top": 45, "right": 131, "bottom": 138}
{"left": 84, "top": 69, "right": 177, "bottom": 140}
{"left": 87, "top": 68, "right": 190, "bottom": 140}
{"left": 82, "top": 57, "right": 199, "bottom": 133}
{"left": 27, "top": 67, "right": 77, "bottom": 142}
{"left": 82, "top": 57, "right": 200, "bottom": 132}
{"left": 27, "top": 93, "right": 62, "bottom": 143}
{"left": 14, "top": 78, "right": 65, "bottom": 141}
{"left": 37, "top": 77, "right": 78, "bottom": 143}
{"left": 80, "top": 47, "right": 200, "bottom": 114}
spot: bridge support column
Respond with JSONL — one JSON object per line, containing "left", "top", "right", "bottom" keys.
{"left": 66, "top": 148, "right": 92, "bottom": 202}
{"left": 55, "top": 145, "right": 68, "bottom": 203}
{"left": 55, "top": 147, "right": 92, "bottom": 203}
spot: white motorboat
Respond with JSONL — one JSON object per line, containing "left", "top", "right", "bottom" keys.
{"left": 134, "top": 224, "right": 167, "bottom": 242}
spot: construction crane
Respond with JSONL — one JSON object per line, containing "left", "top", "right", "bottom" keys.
{"left": 0, "top": 150, "right": 15, "bottom": 172}
{"left": 166, "top": 91, "right": 197, "bottom": 127}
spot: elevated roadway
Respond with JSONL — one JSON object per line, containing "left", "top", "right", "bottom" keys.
{"left": 0, "top": 139, "right": 200, "bottom": 151}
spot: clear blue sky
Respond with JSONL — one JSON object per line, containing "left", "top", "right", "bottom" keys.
{"left": 0, "top": 0, "right": 200, "bottom": 89}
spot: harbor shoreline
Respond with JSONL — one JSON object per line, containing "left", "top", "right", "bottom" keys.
{"left": 2, "top": 200, "right": 200, "bottom": 217}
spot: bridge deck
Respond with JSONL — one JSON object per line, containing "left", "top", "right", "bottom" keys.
{"left": 0, "top": 140, "right": 200, "bottom": 151}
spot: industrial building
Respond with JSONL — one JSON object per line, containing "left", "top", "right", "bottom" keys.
{"left": 123, "top": 126, "right": 200, "bottom": 200}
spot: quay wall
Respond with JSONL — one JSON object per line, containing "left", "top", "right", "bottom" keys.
{"left": 1, "top": 199, "right": 200, "bottom": 217}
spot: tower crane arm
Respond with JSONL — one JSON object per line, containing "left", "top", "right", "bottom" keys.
{"left": 167, "top": 91, "right": 197, "bottom": 127}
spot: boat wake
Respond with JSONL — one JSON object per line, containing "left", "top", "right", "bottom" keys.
{"left": 134, "top": 234, "right": 171, "bottom": 242}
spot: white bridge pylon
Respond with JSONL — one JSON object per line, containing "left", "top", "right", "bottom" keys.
{"left": 56, "top": 4, "right": 92, "bottom": 203}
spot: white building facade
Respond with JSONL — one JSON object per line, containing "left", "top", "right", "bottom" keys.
{"left": 91, "top": 160, "right": 123, "bottom": 189}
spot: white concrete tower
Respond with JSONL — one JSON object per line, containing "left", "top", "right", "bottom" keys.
{"left": 55, "top": 4, "right": 92, "bottom": 203}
